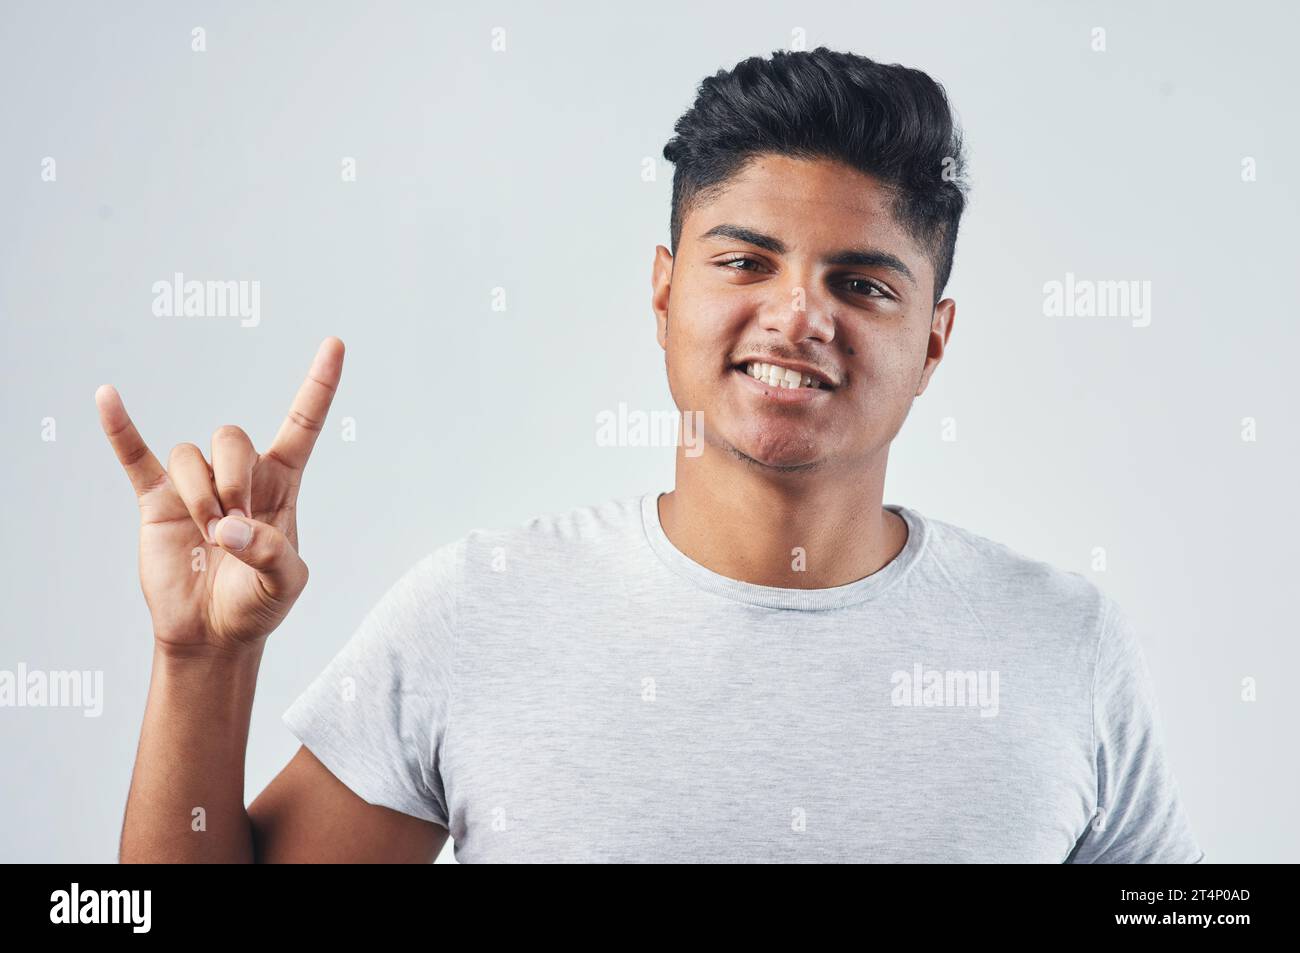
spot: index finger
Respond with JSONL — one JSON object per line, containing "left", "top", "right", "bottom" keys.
{"left": 266, "top": 337, "right": 345, "bottom": 473}
{"left": 95, "top": 384, "right": 168, "bottom": 497}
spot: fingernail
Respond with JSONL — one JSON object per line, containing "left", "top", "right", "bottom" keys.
{"left": 228, "top": 508, "right": 246, "bottom": 518}
{"left": 206, "top": 518, "right": 220, "bottom": 542}
{"left": 217, "top": 517, "right": 252, "bottom": 551}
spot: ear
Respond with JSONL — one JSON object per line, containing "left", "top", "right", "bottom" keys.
{"left": 651, "top": 245, "right": 674, "bottom": 351}
{"left": 915, "top": 297, "right": 955, "bottom": 397}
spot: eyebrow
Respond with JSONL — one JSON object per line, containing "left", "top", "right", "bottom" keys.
{"left": 698, "top": 223, "right": 916, "bottom": 286}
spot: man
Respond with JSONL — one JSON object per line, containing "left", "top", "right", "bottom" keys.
{"left": 100, "top": 47, "right": 1202, "bottom": 862}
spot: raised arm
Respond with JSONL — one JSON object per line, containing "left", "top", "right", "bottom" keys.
{"left": 100, "top": 338, "right": 446, "bottom": 863}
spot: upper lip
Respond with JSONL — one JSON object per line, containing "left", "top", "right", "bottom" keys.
{"left": 732, "top": 356, "right": 838, "bottom": 389}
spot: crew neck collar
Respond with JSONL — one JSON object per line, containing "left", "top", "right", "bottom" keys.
{"left": 638, "top": 490, "right": 928, "bottom": 611}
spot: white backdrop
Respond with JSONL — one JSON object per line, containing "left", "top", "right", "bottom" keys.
{"left": 1, "top": 0, "right": 1295, "bottom": 862}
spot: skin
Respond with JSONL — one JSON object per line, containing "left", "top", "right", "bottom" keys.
{"left": 103, "top": 338, "right": 446, "bottom": 862}
{"left": 651, "top": 153, "right": 955, "bottom": 588}
{"left": 105, "top": 153, "right": 953, "bottom": 864}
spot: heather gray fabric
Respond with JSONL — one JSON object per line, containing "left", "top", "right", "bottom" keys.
{"left": 282, "top": 492, "right": 1204, "bottom": 863}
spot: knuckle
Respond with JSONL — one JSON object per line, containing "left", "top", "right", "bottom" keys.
{"left": 286, "top": 408, "right": 323, "bottom": 433}
{"left": 120, "top": 442, "right": 152, "bottom": 468}
{"left": 259, "top": 524, "right": 282, "bottom": 556}
{"left": 138, "top": 471, "right": 171, "bottom": 496}
{"left": 168, "top": 442, "right": 201, "bottom": 464}
{"left": 213, "top": 424, "right": 249, "bottom": 444}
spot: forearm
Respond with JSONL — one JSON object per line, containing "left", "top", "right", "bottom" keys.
{"left": 119, "top": 643, "right": 265, "bottom": 863}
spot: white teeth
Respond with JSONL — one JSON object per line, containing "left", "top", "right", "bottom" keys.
{"left": 742, "top": 362, "right": 825, "bottom": 389}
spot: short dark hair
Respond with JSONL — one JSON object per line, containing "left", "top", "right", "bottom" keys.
{"left": 662, "top": 47, "right": 969, "bottom": 303}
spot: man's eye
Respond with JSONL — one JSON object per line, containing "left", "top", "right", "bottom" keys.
{"left": 843, "top": 278, "right": 889, "bottom": 298}
{"left": 718, "top": 260, "right": 890, "bottom": 299}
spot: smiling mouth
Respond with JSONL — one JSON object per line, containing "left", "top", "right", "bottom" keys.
{"left": 733, "top": 361, "right": 831, "bottom": 390}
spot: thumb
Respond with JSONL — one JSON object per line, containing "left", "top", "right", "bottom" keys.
{"left": 213, "top": 515, "right": 309, "bottom": 600}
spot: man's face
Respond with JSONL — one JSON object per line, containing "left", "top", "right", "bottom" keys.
{"left": 652, "top": 153, "right": 955, "bottom": 474}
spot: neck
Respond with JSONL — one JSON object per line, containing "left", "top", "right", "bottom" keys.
{"left": 658, "top": 439, "right": 907, "bottom": 589}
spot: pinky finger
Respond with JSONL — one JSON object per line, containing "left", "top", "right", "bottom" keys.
{"left": 95, "top": 385, "right": 167, "bottom": 497}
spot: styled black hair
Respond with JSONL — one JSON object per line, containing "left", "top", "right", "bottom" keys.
{"left": 662, "top": 47, "right": 969, "bottom": 303}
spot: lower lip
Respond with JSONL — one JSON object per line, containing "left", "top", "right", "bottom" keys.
{"left": 731, "top": 367, "right": 832, "bottom": 404}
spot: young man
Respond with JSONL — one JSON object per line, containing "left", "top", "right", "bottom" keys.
{"left": 100, "top": 47, "right": 1202, "bottom": 863}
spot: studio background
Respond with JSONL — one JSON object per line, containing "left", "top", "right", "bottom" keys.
{"left": 1, "top": 0, "right": 1295, "bottom": 863}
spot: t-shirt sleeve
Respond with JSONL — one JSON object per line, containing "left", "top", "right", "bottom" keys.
{"left": 1067, "top": 596, "right": 1204, "bottom": 863}
{"left": 281, "top": 537, "right": 464, "bottom": 828}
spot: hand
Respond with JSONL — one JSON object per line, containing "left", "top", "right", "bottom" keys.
{"left": 96, "top": 337, "right": 345, "bottom": 657}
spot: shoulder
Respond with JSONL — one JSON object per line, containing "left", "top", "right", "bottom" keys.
{"left": 465, "top": 493, "right": 644, "bottom": 548}
{"left": 439, "top": 493, "right": 649, "bottom": 580}
{"left": 907, "top": 507, "right": 1112, "bottom": 646}
{"left": 378, "top": 495, "right": 648, "bottom": 631}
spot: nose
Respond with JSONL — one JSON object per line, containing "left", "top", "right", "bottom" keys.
{"left": 757, "top": 275, "right": 837, "bottom": 345}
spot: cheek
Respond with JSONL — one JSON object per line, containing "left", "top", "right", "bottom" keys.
{"left": 663, "top": 317, "right": 715, "bottom": 406}
{"left": 843, "top": 326, "right": 920, "bottom": 402}
{"left": 667, "top": 293, "right": 748, "bottom": 370}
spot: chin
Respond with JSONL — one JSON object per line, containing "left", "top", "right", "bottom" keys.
{"left": 729, "top": 426, "right": 825, "bottom": 471}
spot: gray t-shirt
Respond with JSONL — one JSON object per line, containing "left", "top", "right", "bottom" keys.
{"left": 283, "top": 492, "right": 1204, "bottom": 863}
